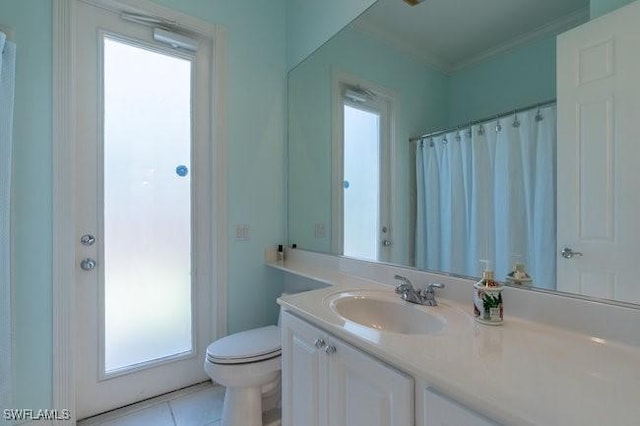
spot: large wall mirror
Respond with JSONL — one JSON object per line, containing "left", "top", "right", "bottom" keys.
{"left": 287, "top": 0, "right": 640, "bottom": 307}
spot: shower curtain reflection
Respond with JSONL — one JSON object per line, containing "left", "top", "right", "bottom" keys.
{"left": 415, "top": 105, "right": 556, "bottom": 287}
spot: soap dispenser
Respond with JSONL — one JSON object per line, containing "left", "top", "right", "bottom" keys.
{"left": 473, "top": 260, "right": 504, "bottom": 325}
{"left": 506, "top": 257, "right": 532, "bottom": 284}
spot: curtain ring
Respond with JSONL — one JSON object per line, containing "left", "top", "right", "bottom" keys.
{"left": 442, "top": 135, "right": 448, "bottom": 145}
{"left": 455, "top": 132, "right": 462, "bottom": 142}
{"left": 535, "top": 107, "right": 544, "bottom": 122}
{"left": 429, "top": 137, "right": 435, "bottom": 148}
{"left": 495, "top": 119, "right": 502, "bottom": 132}
{"left": 478, "top": 124, "right": 485, "bottom": 136}
{"left": 512, "top": 112, "right": 520, "bottom": 128}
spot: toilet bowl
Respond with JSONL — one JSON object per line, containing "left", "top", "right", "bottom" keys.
{"left": 205, "top": 325, "right": 281, "bottom": 426}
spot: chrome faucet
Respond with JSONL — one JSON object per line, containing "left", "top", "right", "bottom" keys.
{"left": 394, "top": 274, "right": 444, "bottom": 306}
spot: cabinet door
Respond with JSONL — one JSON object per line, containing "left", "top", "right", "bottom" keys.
{"left": 328, "top": 338, "right": 413, "bottom": 426}
{"left": 281, "top": 311, "right": 327, "bottom": 426}
{"left": 423, "top": 388, "right": 499, "bottom": 426}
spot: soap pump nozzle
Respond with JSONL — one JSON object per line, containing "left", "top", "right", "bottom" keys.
{"left": 479, "top": 259, "right": 494, "bottom": 281}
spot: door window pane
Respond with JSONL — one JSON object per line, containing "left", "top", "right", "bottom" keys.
{"left": 103, "top": 37, "right": 192, "bottom": 372}
{"left": 343, "top": 104, "right": 380, "bottom": 261}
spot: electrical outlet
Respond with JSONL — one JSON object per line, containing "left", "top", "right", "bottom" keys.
{"left": 235, "top": 224, "right": 250, "bottom": 241}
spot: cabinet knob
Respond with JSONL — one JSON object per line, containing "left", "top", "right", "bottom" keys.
{"left": 324, "top": 345, "right": 337, "bottom": 355}
{"left": 314, "top": 338, "right": 326, "bottom": 349}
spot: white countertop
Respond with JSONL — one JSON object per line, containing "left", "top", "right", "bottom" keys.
{"left": 272, "top": 259, "right": 640, "bottom": 426}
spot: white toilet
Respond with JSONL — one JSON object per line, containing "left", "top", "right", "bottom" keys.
{"left": 204, "top": 325, "right": 281, "bottom": 426}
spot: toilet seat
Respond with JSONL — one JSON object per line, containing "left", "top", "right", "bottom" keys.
{"left": 206, "top": 325, "right": 281, "bottom": 365}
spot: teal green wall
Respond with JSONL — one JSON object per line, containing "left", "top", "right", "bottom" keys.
{"left": 590, "top": 0, "right": 635, "bottom": 18}
{"left": 1, "top": 0, "right": 287, "bottom": 412}
{"left": 285, "top": 0, "right": 377, "bottom": 70}
{"left": 447, "top": 33, "right": 558, "bottom": 127}
{"left": 288, "top": 27, "right": 449, "bottom": 264}
{"left": 0, "top": 0, "right": 53, "bottom": 412}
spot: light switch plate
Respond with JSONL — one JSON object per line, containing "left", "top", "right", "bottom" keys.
{"left": 235, "top": 224, "right": 250, "bottom": 241}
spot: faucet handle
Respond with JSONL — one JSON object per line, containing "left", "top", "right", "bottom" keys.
{"left": 394, "top": 275, "right": 413, "bottom": 293}
{"left": 420, "top": 282, "right": 445, "bottom": 306}
{"left": 425, "top": 282, "right": 445, "bottom": 293}
{"left": 394, "top": 274, "right": 411, "bottom": 284}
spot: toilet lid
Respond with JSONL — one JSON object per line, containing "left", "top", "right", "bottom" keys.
{"left": 206, "top": 325, "right": 281, "bottom": 365}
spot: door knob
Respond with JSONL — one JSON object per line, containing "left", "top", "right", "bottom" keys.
{"left": 561, "top": 247, "right": 583, "bottom": 259}
{"left": 80, "top": 258, "right": 97, "bottom": 271}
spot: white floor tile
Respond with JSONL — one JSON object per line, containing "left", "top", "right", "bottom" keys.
{"left": 75, "top": 382, "right": 279, "bottom": 426}
{"left": 169, "top": 386, "right": 225, "bottom": 426}
{"left": 92, "top": 403, "right": 175, "bottom": 426}
{"left": 78, "top": 382, "right": 222, "bottom": 426}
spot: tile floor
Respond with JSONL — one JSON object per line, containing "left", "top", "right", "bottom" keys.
{"left": 78, "top": 381, "right": 281, "bottom": 426}
{"left": 77, "top": 382, "right": 225, "bottom": 426}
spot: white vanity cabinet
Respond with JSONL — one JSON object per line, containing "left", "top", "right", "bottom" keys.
{"left": 422, "top": 388, "right": 499, "bottom": 426}
{"left": 281, "top": 311, "right": 414, "bottom": 426}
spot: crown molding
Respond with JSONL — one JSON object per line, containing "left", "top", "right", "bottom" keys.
{"left": 453, "top": 7, "right": 589, "bottom": 71}
{"left": 352, "top": 19, "right": 453, "bottom": 74}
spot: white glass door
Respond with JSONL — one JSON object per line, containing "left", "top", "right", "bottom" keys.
{"left": 341, "top": 94, "right": 391, "bottom": 262}
{"left": 74, "top": 0, "right": 214, "bottom": 418}
{"left": 102, "top": 36, "right": 194, "bottom": 374}
{"left": 343, "top": 104, "right": 381, "bottom": 260}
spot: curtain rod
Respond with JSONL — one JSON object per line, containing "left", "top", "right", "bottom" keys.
{"left": 409, "top": 98, "right": 556, "bottom": 143}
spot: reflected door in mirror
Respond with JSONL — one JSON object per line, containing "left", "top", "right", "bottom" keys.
{"left": 340, "top": 89, "right": 391, "bottom": 262}
{"left": 556, "top": 1, "right": 640, "bottom": 304}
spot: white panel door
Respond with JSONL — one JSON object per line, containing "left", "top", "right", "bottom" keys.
{"left": 74, "top": 0, "right": 214, "bottom": 418}
{"left": 556, "top": 0, "right": 640, "bottom": 303}
{"left": 281, "top": 312, "right": 326, "bottom": 426}
{"left": 328, "top": 337, "right": 413, "bottom": 426}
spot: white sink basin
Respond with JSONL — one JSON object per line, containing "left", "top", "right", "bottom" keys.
{"left": 324, "top": 290, "right": 445, "bottom": 335}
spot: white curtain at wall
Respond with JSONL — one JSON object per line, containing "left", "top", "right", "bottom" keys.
{"left": 0, "top": 31, "right": 16, "bottom": 414}
{"left": 416, "top": 105, "right": 556, "bottom": 288}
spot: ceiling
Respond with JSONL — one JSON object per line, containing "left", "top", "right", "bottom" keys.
{"left": 354, "top": 0, "right": 590, "bottom": 72}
